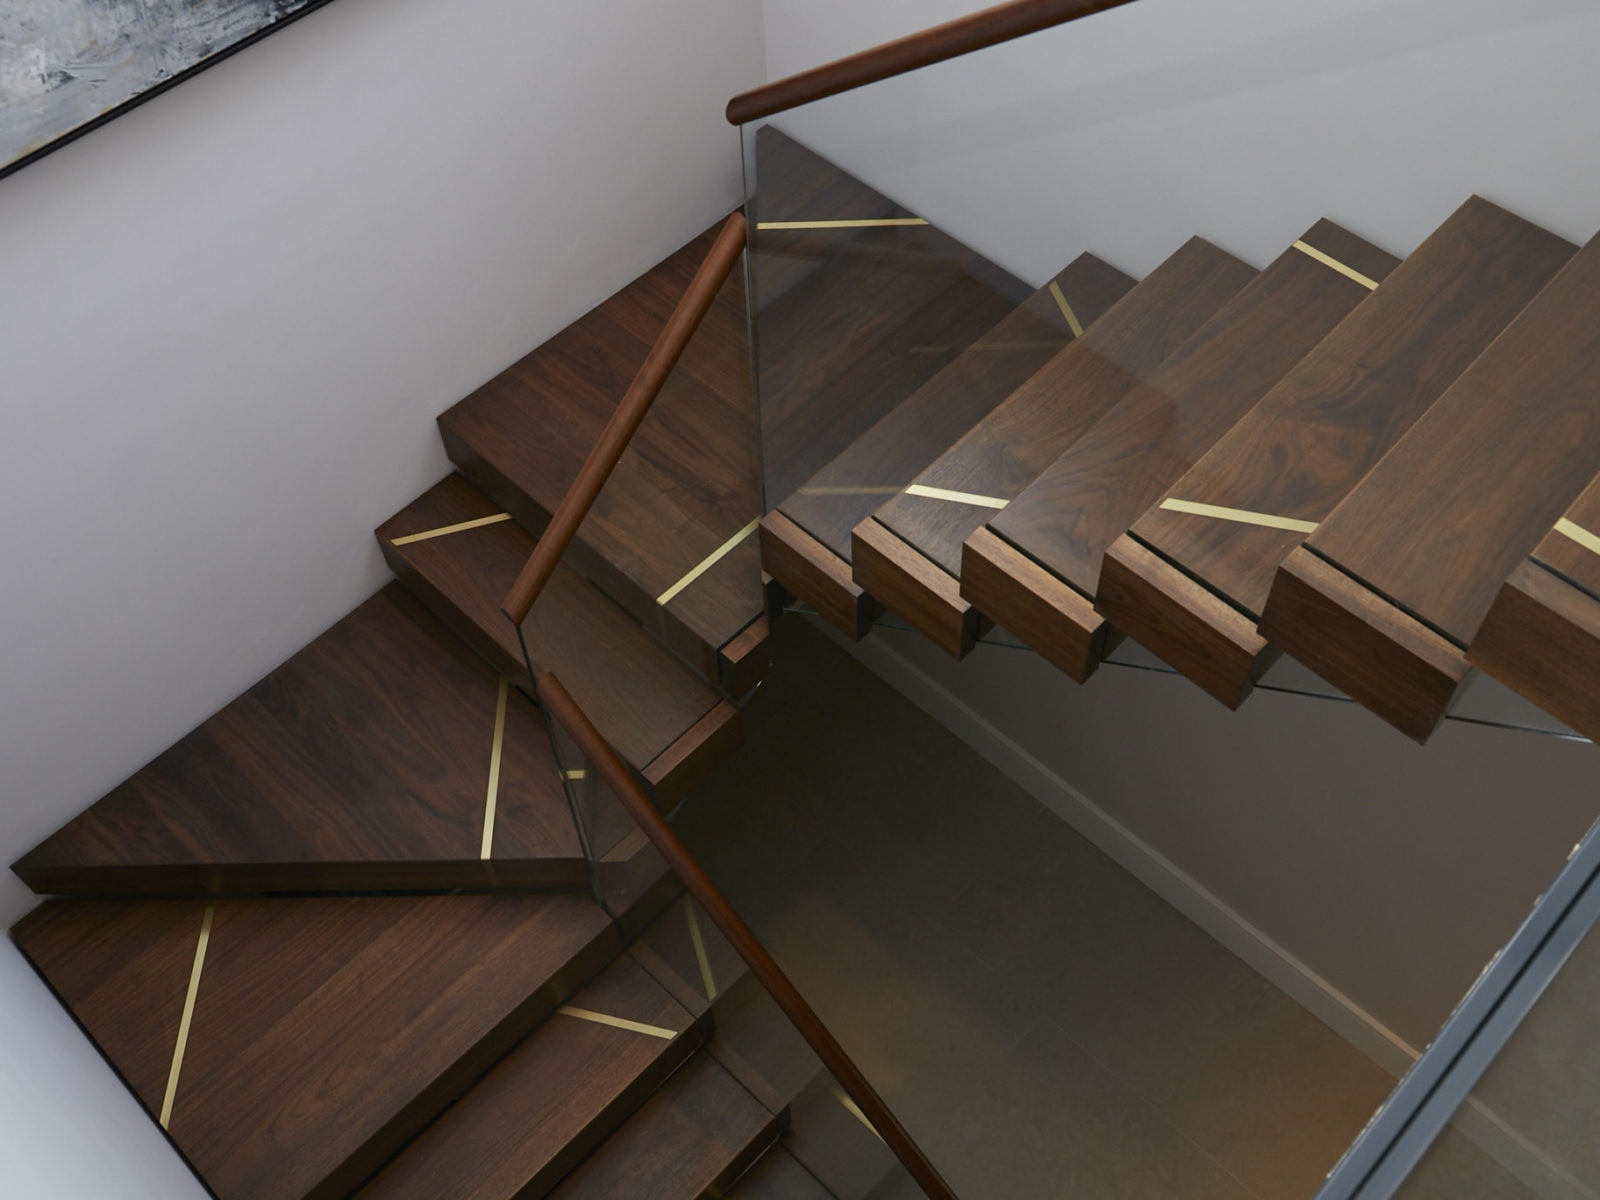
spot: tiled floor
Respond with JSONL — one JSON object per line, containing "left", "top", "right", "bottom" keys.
{"left": 677, "top": 618, "right": 1397, "bottom": 1200}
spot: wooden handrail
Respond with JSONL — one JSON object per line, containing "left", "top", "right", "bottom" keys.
{"left": 537, "top": 672, "right": 962, "bottom": 1200}
{"left": 501, "top": 212, "right": 748, "bottom": 626}
{"left": 727, "top": 0, "right": 1140, "bottom": 125}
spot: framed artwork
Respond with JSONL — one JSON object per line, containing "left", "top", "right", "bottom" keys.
{"left": 0, "top": 1, "right": 340, "bottom": 182}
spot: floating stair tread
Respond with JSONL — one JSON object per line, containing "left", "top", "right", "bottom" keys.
{"left": 1263, "top": 230, "right": 1600, "bottom": 739}
{"left": 988, "top": 220, "right": 1399, "bottom": 600}
{"left": 545, "top": 1051, "right": 778, "bottom": 1200}
{"left": 1531, "top": 472, "right": 1600, "bottom": 603}
{"left": 777, "top": 251, "right": 1138, "bottom": 562}
{"left": 1125, "top": 197, "right": 1576, "bottom": 624}
{"left": 728, "top": 1148, "right": 836, "bottom": 1200}
{"left": 356, "top": 952, "right": 700, "bottom": 1200}
{"left": 12, "top": 893, "right": 616, "bottom": 1200}
{"left": 753, "top": 129, "right": 1031, "bottom": 505}
{"left": 438, "top": 223, "right": 764, "bottom": 669}
{"left": 13, "top": 584, "right": 581, "bottom": 895}
{"left": 873, "top": 236, "right": 1258, "bottom": 582}
{"left": 378, "top": 473, "right": 732, "bottom": 794}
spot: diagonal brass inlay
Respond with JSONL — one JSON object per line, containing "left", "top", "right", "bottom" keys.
{"left": 657, "top": 519, "right": 760, "bottom": 607}
{"left": 390, "top": 512, "right": 514, "bottom": 546}
{"left": 1555, "top": 517, "right": 1600, "bottom": 560}
{"left": 562, "top": 768, "right": 587, "bottom": 781}
{"left": 685, "top": 903, "right": 717, "bottom": 1002}
{"left": 480, "top": 678, "right": 509, "bottom": 860}
{"left": 1048, "top": 280, "right": 1085, "bottom": 338}
{"left": 558, "top": 1006, "right": 677, "bottom": 1039}
{"left": 160, "top": 903, "right": 215, "bottom": 1130}
{"left": 1160, "top": 497, "right": 1318, "bottom": 534}
{"left": 1292, "top": 241, "right": 1380, "bottom": 291}
{"left": 904, "top": 484, "right": 1008, "bottom": 510}
{"left": 757, "top": 218, "right": 929, "bottom": 230}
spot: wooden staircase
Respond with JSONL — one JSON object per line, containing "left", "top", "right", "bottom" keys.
{"left": 762, "top": 163, "right": 1600, "bottom": 746}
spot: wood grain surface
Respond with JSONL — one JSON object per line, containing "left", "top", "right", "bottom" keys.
{"left": 13, "top": 585, "right": 583, "bottom": 895}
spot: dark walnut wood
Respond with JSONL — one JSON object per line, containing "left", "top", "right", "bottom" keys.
{"left": 1115, "top": 197, "right": 1577, "bottom": 708}
{"left": 13, "top": 894, "right": 617, "bottom": 1200}
{"left": 12, "top": 584, "right": 584, "bottom": 896}
{"left": 727, "top": 0, "right": 1142, "bottom": 123}
{"left": 854, "top": 515, "right": 986, "bottom": 657}
{"left": 545, "top": 1052, "right": 777, "bottom": 1200}
{"left": 753, "top": 129, "right": 1031, "bottom": 508}
{"left": 968, "top": 221, "right": 1399, "bottom": 682}
{"left": 769, "top": 252, "right": 1137, "bottom": 636}
{"left": 1470, "top": 561, "right": 1600, "bottom": 745}
{"left": 378, "top": 473, "right": 738, "bottom": 807}
{"left": 728, "top": 1148, "right": 835, "bottom": 1200}
{"left": 356, "top": 952, "right": 701, "bottom": 1200}
{"left": 1266, "top": 232, "right": 1600, "bottom": 741}
{"left": 861, "top": 236, "right": 1257, "bottom": 654}
{"left": 440, "top": 220, "right": 764, "bottom": 690}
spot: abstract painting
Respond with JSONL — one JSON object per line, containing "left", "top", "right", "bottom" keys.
{"left": 0, "top": 0, "right": 336, "bottom": 180}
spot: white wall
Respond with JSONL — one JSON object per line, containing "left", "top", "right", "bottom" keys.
{"left": 0, "top": 0, "right": 764, "bottom": 1192}
{"left": 760, "top": 0, "right": 1600, "bottom": 280}
{"left": 758, "top": 0, "right": 1600, "bottom": 1062}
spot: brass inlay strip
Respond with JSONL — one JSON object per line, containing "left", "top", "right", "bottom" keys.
{"left": 480, "top": 678, "right": 509, "bottom": 860}
{"left": 1160, "top": 497, "right": 1318, "bottom": 534}
{"left": 160, "top": 903, "right": 215, "bottom": 1130}
{"left": 390, "top": 512, "right": 514, "bottom": 546}
{"left": 1048, "top": 280, "right": 1085, "bottom": 338}
{"left": 657, "top": 518, "right": 760, "bottom": 606}
{"left": 1555, "top": 517, "right": 1600, "bottom": 560}
{"left": 833, "top": 1087, "right": 886, "bottom": 1143}
{"left": 562, "top": 768, "right": 587, "bottom": 781}
{"left": 1292, "top": 241, "right": 1380, "bottom": 291}
{"left": 904, "top": 484, "right": 1008, "bottom": 510}
{"left": 686, "top": 903, "right": 717, "bottom": 1002}
{"left": 797, "top": 485, "right": 904, "bottom": 496}
{"left": 757, "top": 218, "right": 929, "bottom": 230}
{"left": 558, "top": 1006, "right": 677, "bottom": 1040}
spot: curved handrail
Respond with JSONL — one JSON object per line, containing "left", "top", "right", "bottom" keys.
{"left": 726, "top": 0, "right": 1140, "bottom": 125}
{"left": 501, "top": 211, "right": 748, "bottom": 626}
{"left": 537, "top": 671, "right": 962, "bottom": 1200}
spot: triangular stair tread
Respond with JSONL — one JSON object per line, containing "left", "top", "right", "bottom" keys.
{"left": 965, "top": 219, "right": 1400, "bottom": 682}
{"left": 729, "top": 1148, "right": 837, "bottom": 1199}
{"left": 1104, "top": 196, "right": 1577, "bottom": 710}
{"left": 438, "top": 222, "right": 767, "bottom": 691}
{"left": 544, "top": 1051, "right": 779, "bottom": 1200}
{"left": 378, "top": 473, "right": 739, "bottom": 806}
{"left": 13, "top": 584, "right": 583, "bottom": 895}
{"left": 12, "top": 893, "right": 617, "bottom": 1200}
{"left": 355, "top": 951, "right": 701, "bottom": 1200}
{"left": 853, "top": 235, "right": 1258, "bottom": 655}
{"left": 1262, "top": 229, "right": 1600, "bottom": 743}
{"left": 761, "top": 251, "right": 1138, "bottom": 638}
{"left": 752, "top": 128, "right": 1033, "bottom": 506}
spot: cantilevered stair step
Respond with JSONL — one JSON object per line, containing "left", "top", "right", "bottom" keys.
{"left": 12, "top": 893, "right": 617, "bottom": 1200}
{"left": 378, "top": 473, "right": 740, "bottom": 807}
{"left": 763, "top": 251, "right": 1138, "bottom": 639}
{"left": 964, "top": 219, "right": 1400, "bottom": 683}
{"left": 12, "top": 584, "right": 585, "bottom": 896}
{"left": 1101, "top": 196, "right": 1577, "bottom": 710}
{"left": 752, "top": 128, "right": 1033, "bottom": 509}
{"left": 355, "top": 951, "right": 702, "bottom": 1200}
{"left": 545, "top": 1050, "right": 780, "bottom": 1200}
{"left": 1469, "top": 470, "right": 1600, "bottom": 744}
{"left": 1261, "top": 229, "right": 1600, "bottom": 743}
{"left": 853, "top": 236, "right": 1258, "bottom": 657}
{"left": 438, "top": 220, "right": 769, "bottom": 697}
